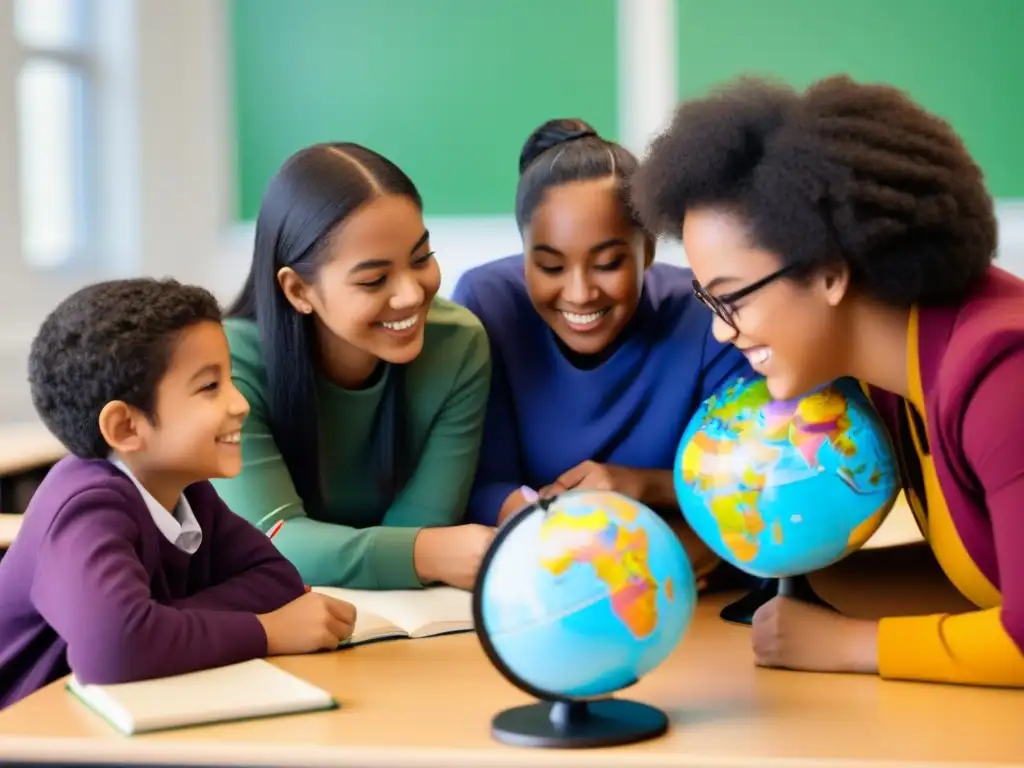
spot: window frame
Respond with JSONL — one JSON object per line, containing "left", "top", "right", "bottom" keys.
{"left": 12, "top": 0, "right": 99, "bottom": 274}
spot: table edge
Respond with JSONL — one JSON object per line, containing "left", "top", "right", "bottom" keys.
{"left": 0, "top": 735, "right": 1017, "bottom": 768}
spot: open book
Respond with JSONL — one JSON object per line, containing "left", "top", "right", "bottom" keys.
{"left": 312, "top": 585, "right": 473, "bottom": 646}
{"left": 66, "top": 659, "right": 336, "bottom": 735}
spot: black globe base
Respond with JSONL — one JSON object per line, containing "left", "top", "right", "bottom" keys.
{"left": 719, "top": 575, "right": 837, "bottom": 626}
{"left": 491, "top": 698, "right": 668, "bottom": 749}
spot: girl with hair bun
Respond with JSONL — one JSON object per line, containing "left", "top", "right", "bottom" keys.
{"left": 453, "top": 119, "right": 752, "bottom": 585}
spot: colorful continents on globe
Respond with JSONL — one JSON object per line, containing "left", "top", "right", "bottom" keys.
{"left": 677, "top": 377, "right": 898, "bottom": 574}
{"left": 538, "top": 494, "right": 667, "bottom": 640}
{"left": 475, "top": 490, "right": 697, "bottom": 699}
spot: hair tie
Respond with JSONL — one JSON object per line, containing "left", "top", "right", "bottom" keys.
{"left": 561, "top": 129, "right": 599, "bottom": 144}
{"left": 518, "top": 127, "right": 602, "bottom": 173}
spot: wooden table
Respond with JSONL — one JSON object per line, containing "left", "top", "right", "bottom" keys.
{"left": 0, "top": 513, "right": 23, "bottom": 548}
{"left": 0, "top": 421, "right": 64, "bottom": 548}
{"left": 0, "top": 421, "right": 65, "bottom": 477}
{"left": 0, "top": 545, "right": 1019, "bottom": 767}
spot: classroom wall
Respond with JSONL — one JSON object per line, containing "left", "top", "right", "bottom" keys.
{"left": 231, "top": 0, "right": 1024, "bottom": 213}
{"left": 676, "top": 0, "right": 1024, "bottom": 200}
{"left": 231, "top": 0, "right": 620, "bottom": 221}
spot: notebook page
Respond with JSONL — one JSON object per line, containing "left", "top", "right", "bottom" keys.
{"left": 313, "top": 586, "right": 472, "bottom": 634}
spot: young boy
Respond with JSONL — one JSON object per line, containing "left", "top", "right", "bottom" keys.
{"left": 0, "top": 278, "right": 356, "bottom": 709}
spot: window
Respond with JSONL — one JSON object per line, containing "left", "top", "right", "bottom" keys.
{"left": 13, "top": 0, "right": 94, "bottom": 270}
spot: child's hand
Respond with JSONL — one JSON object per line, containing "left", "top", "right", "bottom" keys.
{"left": 256, "top": 592, "right": 356, "bottom": 655}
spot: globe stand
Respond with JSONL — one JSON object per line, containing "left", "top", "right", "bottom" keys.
{"left": 719, "top": 575, "right": 836, "bottom": 626}
{"left": 491, "top": 698, "right": 668, "bottom": 749}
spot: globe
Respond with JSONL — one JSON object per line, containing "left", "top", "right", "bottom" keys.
{"left": 473, "top": 489, "right": 697, "bottom": 748}
{"left": 673, "top": 375, "right": 900, "bottom": 621}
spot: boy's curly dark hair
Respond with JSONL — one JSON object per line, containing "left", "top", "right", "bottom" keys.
{"left": 28, "top": 278, "right": 222, "bottom": 458}
{"left": 631, "top": 75, "right": 997, "bottom": 306}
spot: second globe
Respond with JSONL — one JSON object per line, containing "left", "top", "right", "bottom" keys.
{"left": 674, "top": 375, "right": 900, "bottom": 581}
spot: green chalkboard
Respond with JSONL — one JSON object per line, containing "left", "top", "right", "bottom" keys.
{"left": 676, "top": 0, "right": 1024, "bottom": 198}
{"left": 231, "top": 0, "right": 618, "bottom": 220}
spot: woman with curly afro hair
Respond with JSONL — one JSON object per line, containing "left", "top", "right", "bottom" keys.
{"left": 632, "top": 74, "right": 1024, "bottom": 688}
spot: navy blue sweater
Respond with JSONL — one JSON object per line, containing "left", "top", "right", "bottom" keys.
{"left": 452, "top": 254, "right": 752, "bottom": 524}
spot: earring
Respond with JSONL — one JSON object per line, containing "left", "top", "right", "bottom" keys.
{"left": 299, "top": 304, "right": 312, "bottom": 315}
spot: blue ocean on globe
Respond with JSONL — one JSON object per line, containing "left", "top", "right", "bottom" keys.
{"left": 674, "top": 375, "right": 900, "bottom": 578}
{"left": 477, "top": 490, "right": 696, "bottom": 700}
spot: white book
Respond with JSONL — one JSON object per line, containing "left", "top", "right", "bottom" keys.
{"left": 66, "top": 659, "right": 336, "bottom": 735}
{"left": 312, "top": 585, "right": 474, "bottom": 646}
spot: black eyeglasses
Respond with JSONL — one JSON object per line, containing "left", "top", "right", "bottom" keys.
{"left": 692, "top": 263, "right": 801, "bottom": 332}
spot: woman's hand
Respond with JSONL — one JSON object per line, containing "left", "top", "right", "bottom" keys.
{"left": 752, "top": 596, "right": 880, "bottom": 674}
{"left": 540, "top": 460, "right": 651, "bottom": 501}
{"left": 541, "top": 462, "right": 679, "bottom": 510}
{"left": 413, "top": 524, "right": 496, "bottom": 590}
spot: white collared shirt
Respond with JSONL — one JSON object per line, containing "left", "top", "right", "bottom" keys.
{"left": 110, "top": 457, "right": 203, "bottom": 554}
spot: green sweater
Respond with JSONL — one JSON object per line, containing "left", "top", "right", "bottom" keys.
{"left": 212, "top": 297, "right": 491, "bottom": 590}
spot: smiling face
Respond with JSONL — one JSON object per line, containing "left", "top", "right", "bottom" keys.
{"left": 104, "top": 320, "right": 251, "bottom": 509}
{"left": 682, "top": 207, "right": 850, "bottom": 400}
{"left": 144, "top": 320, "right": 250, "bottom": 479}
{"left": 523, "top": 178, "right": 650, "bottom": 356}
{"left": 278, "top": 194, "right": 441, "bottom": 387}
